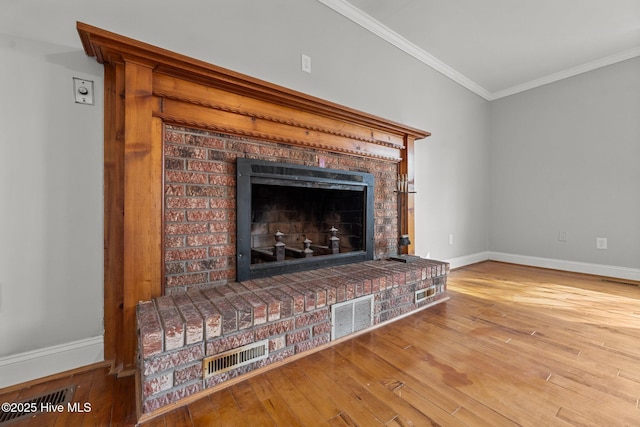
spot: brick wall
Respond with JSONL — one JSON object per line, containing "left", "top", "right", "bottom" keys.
{"left": 164, "top": 125, "right": 399, "bottom": 294}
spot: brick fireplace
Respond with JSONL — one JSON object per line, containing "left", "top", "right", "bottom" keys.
{"left": 164, "top": 128, "right": 394, "bottom": 292}
{"left": 77, "top": 22, "right": 449, "bottom": 419}
{"left": 139, "top": 124, "right": 448, "bottom": 414}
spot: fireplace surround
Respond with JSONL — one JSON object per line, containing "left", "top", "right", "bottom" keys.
{"left": 77, "top": 22, "right": 432, "bottom": 382}
{"left": 75, "top": 22, "right": 453, "bottom": 420}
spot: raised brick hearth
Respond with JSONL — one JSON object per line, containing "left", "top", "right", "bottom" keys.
{"left": 137, "top": 258, "right": 448, "bottom": 413}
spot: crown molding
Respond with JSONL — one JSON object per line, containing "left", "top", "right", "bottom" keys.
{"left": 316, "top": 0, "right": 492, "bottom": 100}
{"left": 317, "top": 0, "right": 640, "bottom": 102}
{"left": 489, "top": 46, "right": 640, "bottom": 100}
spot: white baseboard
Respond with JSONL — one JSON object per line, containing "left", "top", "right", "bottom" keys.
{"left": 488, "top": 252, "right": 640, "bottom": 282}
{"left": 445, "top": 251, "right": 490, "bottom": 269}
{"left": 0, "top": 336, "right": 104, "bottom": 389}
{"left": 443, "top": 250, "right": 640, "bottom": 282}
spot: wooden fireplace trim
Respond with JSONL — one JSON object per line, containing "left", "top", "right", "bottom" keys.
{"left": 76, "top": 22, "right": 430, "bottom": 373}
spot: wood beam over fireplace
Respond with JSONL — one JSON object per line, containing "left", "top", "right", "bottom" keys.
{"left": 77, "top": 22, "right": 430, "bottom": 372}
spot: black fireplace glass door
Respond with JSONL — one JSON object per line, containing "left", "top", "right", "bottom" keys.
{"left": 236, "top": 158, "right": 374, "bottom": 281}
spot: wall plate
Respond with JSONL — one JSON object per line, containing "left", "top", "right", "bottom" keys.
{"left": 301, "top": 54, "right": 311, "bottom": 73}
{"left": 73, "top": 77, "right": 94, "bottom": 105}
{"left": 596, "top": 237, "right": 608, "bottom": 250}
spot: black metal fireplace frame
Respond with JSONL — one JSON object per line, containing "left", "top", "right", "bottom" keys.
{"left": 236, "top": 158, "right": 375, "bottom": 282}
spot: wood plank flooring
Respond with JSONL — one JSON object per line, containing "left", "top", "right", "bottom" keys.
{"left": 2, "top": 261, "right": 639, "bottom": 426}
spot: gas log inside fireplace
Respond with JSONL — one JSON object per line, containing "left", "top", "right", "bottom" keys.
{"left": 236, "top": 158, "right": 374, "bottom": 281}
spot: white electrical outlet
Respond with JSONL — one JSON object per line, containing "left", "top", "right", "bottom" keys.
{"left": 301, "top": 54, "right": 311, "bottom": 73}
{"left": 558, "top": 231, "right": 568, "bottom": 242}
{"left": 448, "top": 234, "right": 453, "bottom": 245}
{"left": 596, "top": 237, "right": 608, "bottom": 250}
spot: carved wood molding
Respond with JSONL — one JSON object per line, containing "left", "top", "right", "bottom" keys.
{"left": 155, "top": 97, "right": 403, "bottom": 162}
{"left": 77, "top": 22, "right": 429, "bottom": 158}
{"left": 153, "top": 76, "right": 407, "bottom": 149}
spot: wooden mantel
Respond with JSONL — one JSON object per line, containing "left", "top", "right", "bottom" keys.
{"left": 76, "top": 22, "right": 430, "bottom": 373}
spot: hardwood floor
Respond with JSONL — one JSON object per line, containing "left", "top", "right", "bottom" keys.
{"left": 2, "top": 261, "right": 639, "bottom": 426}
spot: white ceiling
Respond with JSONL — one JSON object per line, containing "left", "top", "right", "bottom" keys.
{"left": 320, "top": 0, "right": 640, "bottom": 100}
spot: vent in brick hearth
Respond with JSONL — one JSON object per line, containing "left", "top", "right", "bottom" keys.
{"left": 331, "top": 295, "right": 373, "bottom": 340}
{"left": 202, "top": 340, "right": 269, "bottom": 378}
{"left": 415, "top": 286, "right": 436, "bottom": 303}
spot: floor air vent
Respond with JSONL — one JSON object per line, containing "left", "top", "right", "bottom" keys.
{"left": 203, "top": 340, "right": 269, "bottom": 379}
{"left": 331, "top": 295, "right": 373, "bottom": 340}
{"left": 0, "top": 385, "right": 75, "bottom": 426}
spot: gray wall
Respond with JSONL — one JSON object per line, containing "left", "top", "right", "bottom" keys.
{"left": 490, "top": 57, "right": 640, "bottom": 269}
{"left": 4, "top": 0, "right": 635, "bottom": 383}
{"left": 0, "top": 0, "right": 489, "bottom": 370}
{"left": 0, "top": 35, "right": 104, "bottom": 358}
